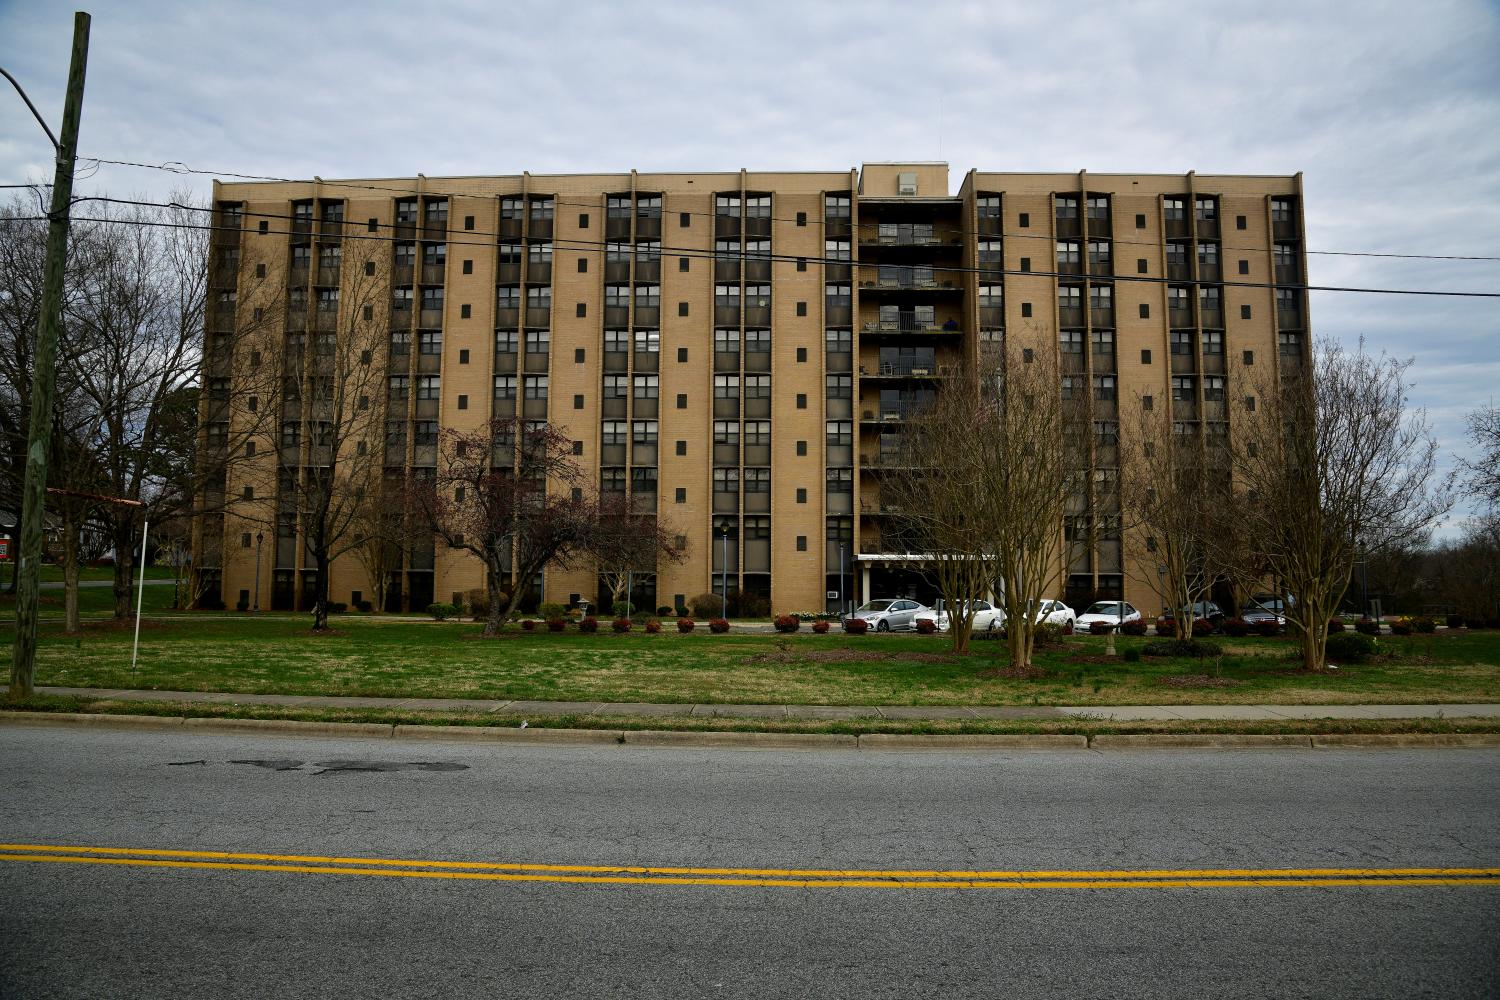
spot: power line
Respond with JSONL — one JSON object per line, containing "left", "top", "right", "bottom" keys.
{"left": 75, "top": 156, "right": 1500, "bottom": 264}
{"left": 51, "top": 196, "right": 1500, "bottom": 300}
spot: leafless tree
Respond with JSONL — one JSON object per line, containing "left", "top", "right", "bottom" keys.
{"left": 1457, "top": 405, "right": 1500, "bottom": 512}
{"left": 349, "top": 482, "right": 406, "bottom": 613}
{"left": 409, "top": 417, "right": 595, "bottom": 635}
{"left": 588, "top": 493, "right": 685, "bottom": 615}
{"left": 1230, "top": 338, "right": 1452, "bottom": 670}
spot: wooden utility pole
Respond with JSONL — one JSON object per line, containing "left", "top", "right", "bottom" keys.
{"left": 8, "top": 12, "right": 91, "bottom": 699}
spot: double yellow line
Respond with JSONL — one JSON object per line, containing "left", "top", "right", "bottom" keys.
{"left": 2, "top": 844, "right": 1497, "bottom": 890}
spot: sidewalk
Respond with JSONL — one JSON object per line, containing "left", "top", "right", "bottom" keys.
{"left": 34, "top": 687, "right": 1500, "bottom": 722}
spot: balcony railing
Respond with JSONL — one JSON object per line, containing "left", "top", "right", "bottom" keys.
{"left": 860, "top": 319, "right": 960, "bottom": 335}
{"left": 859, "top": 276, "right": 960, "bottom": 291}
{"left": 859, "top": 360, "right": 948, "bottom": 378}
{"left": 860, "top": 402, "right": 931, "bottom": 422}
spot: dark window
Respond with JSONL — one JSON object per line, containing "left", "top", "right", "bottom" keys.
{"left": 1245, "top": 396, "right": 1257, "bottom": 412}
{"left": 675, "top": 440, "right": 686, "bottom": 455}
{"left": 1139, "top": 303, "right": 1149, "bottom": 319}
{"left": 1141, "top": 349, "right": 1152, "bottom": 364}
{"left": 797, "top": 302, "right": 807, "bottom": 317}
{"left": 460, "top": 304, "right": 471, "bottom": 319}
{"left": 572, "top": 441, "right": 583, "bottom": 455}
{"left": 796, "top": 211, "right": 807, "bottom": 226}
{"left": 796, "top": 440, "right": 807, "bottom": 456}
{"left": 575, "top": 348, "right": 585, "bottom": 363}
{"left": 242, "top": 486, "right": 254, "bottom": 500}
{"left": 1020, "top": 258, "right": 1030, "bottom": 272}
{"left": 367, "top": 218, "right": 377, "bottom": 233}
{"left": 679, "top": 212, "right": 691, "bottom": 227}
{"left": 1236, "top": 215, "right": 1247, "bottom": 230}
{"left": 1241, "top": 304, "right": 1252, "bottom": 320}
{"left": 462, "top": 259, "right": 473, "bottom": 275}
{"left": 1021, "top": 302, "right": 1032, "bottom": 318}
{"left": 462, "top": 215, "right": 474, "bottom": 231}
{"left": 797, "top": 258, "right": 807, "bottom": 272}
{"left": 1135, "top": 213, "right": 1146, "bottom": 229}
{"left": 459, "top": 349, "right": 469, "bottom": 364}
{"left": 675, "top": 488, "right": 687, "bottom": 503}
{"left": 579, "top": 213, "right": 589, "bottom": 228}
{"left": 245, "top": 441, "right": 255, "bottom": 457}
{"left": 1143, "top": 395, "right": 1154, "bottom": 411}
{"left": 796, "top": 488, "right": 807, "bottom": 503}
{"left": 796, "top": 536, "right": 807, "bottom": 551}
{"left": 1137, "top": 258, "right": 1148, "bottom": 274}
{"left": 241, "top": 533, "right": 252, "bottom": 548}
{"left": 1023, "top": 348, "right": 1034, "bottom": 363}
{"left": 1243, "top": 350, "right": 1254, "bottom": 365}
{"left": 576, "top": 303, "right": 586, "bottom": 318}
{"left": 679, "top": 257, "right": 690, "bottom": 272}
{"left": 457, "top": 394, "right": 468, "bottom": 410}
{"left": 677, "top": 347, "right": 688, "bottom": 362}
{"left": 676, "top": 393, "right": 687, "bottom": 409}
{"left": 573, "top": 394, "right": 584, "bottom": 409}
{"left": 258, "top": 220, "right": 269, "bottom": 234}
{"left": 255, "top": 263, "right": 266, "bottom": 278}
{"left": 797, "top": 347, "right": 807, "bottom": 362}
{"left": 571, "top": 488, "right": 583, "bottom": 501}
{"left": 356, "top": 350, "right": 369, "bottom": 364}
{"left": 363, "top": 305, "right": 373, "bottom": 321}
{"left": 577, "top": 257, "right": 587, "bottom": 273}
{"left": 678, "top": 302, "right": 689, "bottom": 317}
{"left": 1239, "top": 259, "right": 1249, "bottom": 275}
{"left": 796, "top": 393, "right": 807, "bottom": 409}
{"left": 1019, "top": 212, "right": 1029, "bottom": 228}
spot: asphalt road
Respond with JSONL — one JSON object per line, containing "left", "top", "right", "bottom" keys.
{"left": 1, "top": 724, "right": 1497, "bottom": 999}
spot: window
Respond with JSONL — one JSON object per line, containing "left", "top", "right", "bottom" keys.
{"left": 601, "top": 468, "right": 626, "bottom": 494}
{"left": 826, "top": 420, "right": 852, "bottom": 446}
{"left": 825, "top": 374, "right": 852, "bottom": 399}
{"left": 425, "top": 200, "right": 448, "bottom": 223}
{"left": 1168, "top": 286, "right": 1190, "bottom": 312}
{"left": 825, "top": 194, "right": 851, "bottom": 219}
{"left": 744, "top": 328, "right": 770, "bottom": 355}
{"left": 1170, "top": 330, "right": 1193, "bottom": 355}
{"left": 1055, "top": 195, "right": 1078, "bottom": 219}
{"left": 976, "top": 196, "right": 1001, "bottom": 218}
{"left": 636, "top": 195, "right": 661, "bottom": 220}
{"left": 493, "top": 375, "right": 517, "bottom": 399}
{"left": 744, "top": 374, "right": 770, "bottom": 400}
{"left": 633, "top": 374, "right": 659, "bottom": 399}
{"left": 1171, "top": 376, "right": 1195, "bottom": 401}
{"left": 713, "top": 420, "right": 739, "bottom": 445}
{"left": 1198, "top": 286, "right": 1221, "bottom": 313}
{"left": 826, "top": 467, "right": 852, "bottom": 492}
{"left": 1056, "top": 240, "right": 1080, "bottom": 264}
{"left": 714, "top": 328, "right": 740, "bottom": 354}
{"left": 390, "top": 331, "right": 411, "bottom": 356}
{"left": 825, "top": 328, "right": 851, "bottom": 353}
{"left": 979, "top": 284, "right": 1003, "bottom": 308}
{"left": 634, "top": 329, "right": 660, "bottom": 354}
{"left": 316, "top": 288, "right": 338, "bottom": 312}
{"left": 1271, "top": 198, "right": 1292, "bottom": 223}
{"left": 825, "top": 239, "right": 851, "bottom": 261}
{"left": 1057, "top": 286, "right": 1081, "bottom": 309}
{"left": 675, "top": 488, "right": 687, "bottom": 504}
{"left": 416, "top": 376, "right": 440, "bottom": 400}
{"left": 1060, "top": 375, "right": 1081, "bottom": 400}
{"left": 714, "top": 375, "right": 740, "bottom": 399}
{"left": 414, "top": 421, "right": 438, "bottom": 445}
{"left": 281, "top": 421, "right": 301, "bottom": 446}
{"left": 523, "top": 376, "right": 548, "bottom": 400}
{"left": 1086, "top": 195, "right": 1109, "bottom": 219}
{"left": 420, "top": 287, "right": 443, "bottom": 312}
{"left": 745, "top": 284, "right": 770, "bottom": 309}
{"left": 526, "top": 286, "right": 551, "bottom": 307}
{"left": 1092, "top": 330, "right": 1114, "bottom": 357}
{"left": 745, "top": 468, "right": 770, "bottom": 494}
{"left": 526, "top": 329, "right": 550, "bottom": 356}
{"left": 497, "top": 242, "right": 522, "bottom": 266}
{"left": 1089, "top": 285, "right": 1112, "bottom": 310}
{"left": 796, "top": 488, "right": 807, "bottom": 504}
{"left": 527, "top": 242, "right": 551, "bottom": 265}
{"left": 1202, "top": 331, "right": 1223, "bottom": 355}
{"left": 418, "top": 330, "right": 442, "bottom": 355}
{"left": 825, "top": 284, "right": 851, "bottom": 307}
{"left": 713, "top": 468, "right": 739, "bottom": 493}
{"left": 1194, "top": 197, "right": 1217, "bottom": 221}
{"left": 388, "top": 375, "right": 409, "bottom": 400}
{"left": 1087, "top": 240, "right": 1111, "bottom": 267}
{"left": 495, "top": 286, "right": 520, "bottom": 309}
{"left": 714, "top": 284, "right": 739, "bottom": 309}
{"left": 529, "top": 198, "right": 554, "bottom": 221}
{"left": 745, "top": 195, "right": 770, "bottom": 219}
{"left": 716, "top": 194, "right": 741, "bottom": 217}
{"left": 1163, "top": 197, "right": 1186, "bottom": 221}
{"left": 1279, "top": 331, "right": 1303, "bottom": 356}
{"left": 1204, "top": 376, "right": 1226, "bottom": 401}
{"left": 1094, "top": 421, "right": 1119, "bottom": 445}
{"left": 1197, "top": 242, "right": 1219, "bottom": 268}
{"left": 495, "top": 330, "right": 518, "bottom": 355}
{"left": 1093, "top": 375, "right": 1117, "bottom": 401}
{"left": 1060, "top": 330, "right": 1084, "bottom": 355}
{"left": 632, "top": 420, "right": 658, "bottom": 444}
{"left": 1139, "top": 303, "right": 1150, "bottom": 319}
{"left": 602, "top": 421, "right": 627, "bottom": 446}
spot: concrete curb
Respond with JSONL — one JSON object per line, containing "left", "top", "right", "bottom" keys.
{"left": 623, "top": 730, "right": 858, "bottom": 749}
{"left": 0, "top": 710, "right": 185, "bottom": 730}
{"left": 180, "top": 717, "right": 395, "bottom": 738}
{"left": 1091, "top": 733, "right": 1312, "bottom": 749}
{"left": 860, "top": 734, "right": 1088, "bottom": 750}
{"left": 393, "top": 724, "right": 622, "bottom": 744}
{"left": 1310, "top": 733, "right": 1500, "bottom": 748}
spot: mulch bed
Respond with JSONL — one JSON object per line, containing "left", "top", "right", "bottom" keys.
{"left": 976, "top": 665, "right": 1051, "bottom": 680}
{"left": 1158, "top": 674, "right": 1241, "bottom": 688}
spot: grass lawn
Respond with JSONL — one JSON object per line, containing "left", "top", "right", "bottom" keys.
{"left": 1, "top": 614, "right": 1497, "bottom": 707}
{"left": 0, "top": 580, "right": 182, "bottom": 618}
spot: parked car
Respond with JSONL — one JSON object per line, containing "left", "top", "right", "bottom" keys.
{"left": 1076, "top": 601, "right": 1142, "bottom": 630}
{"left": 1029, "top": 599, "right": 1076, "bottom": 630}
{"left": 926, "top": 599, "right": 1005, "bottom": 634}
{"left": 1240, "top": 600, "right": 1286, "bottom": 628}
{"left": 844, "top": 598, "right": 932, "bottom": 633}
{"left": 1157, "top": 601, "right": 1227, "bottom": 629}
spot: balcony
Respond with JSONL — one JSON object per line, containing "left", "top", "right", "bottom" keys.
{"left": 860, "top": 402, "right": 930, "bottom": 423}
{"left": 422, "top": 219, "right": 447, "bottom": 242}
{"left": 744, "top": 349, "right": 771, "bottom": 374}
{"left": 634, "top": 258, "right": 661, "bottom": 283}
{"left": 311, "top": 309, "right": 337, "bottom": 332}
{"left": 420, "top": 308, "right": 444, "bottom": 329}
{"left": 525, "top": 261, "right": 551, "bottom": 284}
{"left": 632, "top": 442, "right": 658, "bottom": 466}
{"left": 318, "top": 220, "right": 344, "bottom": 240}
{"left": 635, "top": 215, "right": 662, "bottom": 240}
{"left": 859, "top": 319, "right": 961, "bottom": 337}
{"left": 825, "top": 490, "right": 853, "bottom": 515}
{"left": 494, "top": 305, "right": 519, "bottom": 328}
{"left": 1197, "top": 217, "right": 1220, "bottom": 240}
{"left": 601, "top": 444, "right": 626, "bottom": 466}
{"left": 1054, "top": 216, "right": 1081, "bottom": 239}
{"left": 714, "top": 258, "right": 740, "bottom": 282}
{"left": 713, "top": 442, "right": 738, "bottom": 465}
{"left": 528, "top": 218, "right": 554, "bottom": 241}
{"left": 1090, "top": 305, "right": 1115, "bottom": 328}
{"left": 714, "top": 214, "right": 740, "bottom": 239}
{"left": 422, "top": 263, "right": 447, "bottom": 285}
{"left": 857, "top": 225, "right": 945, "bottom": 247}
{"left": 1167, "top": 262, "right": 1191, "bottom": 281}
{"left": 1088, "top": 259, "right": 1113, "bottom": 278}
{"left": 1273, "top": 218, "right": 1298, "bottom": 241}
{"left": 825, "top": 396, "right": 852, "bottom": 420}
{"left": 633, "top": 396, "right": 659, "bottom": 418}
{"left": 1278, "top": 302, "right": 1304, "bottom": 329}
{"left": 1057, "top": 305, "right": 1085, "bottom": 327}
{"left": 605, "top": 304, "right": 630, "bottom": 327}
{"left": 858, "top": 275, "right": 960, "bottom": 293}
{"left": 633, "top": 350, "right": 659, "bottom": 373}
{"left": 744, "top": 489, "right": 770, "bottom": 514}
{"left": 743, "top": 304, "right": 770, "bottom": 327}
{"left": 1198, "top": 262, "right": 1221, "bottom": 283}
{"left": 417, "top": 352, "right": 441, "bottom": 375}
{"left": 288, "top": 264, "right": 310, "bottom": 287}
{"left": 601, "top": 397, "right": 626, "bottom": 419}
{"left": 1275, "top": 262, "right": 1299, "bottom": 284}
{"left": 743, "top": 395, "right": 771, "bottom": 419}
{"left": 859, "top": 359, "right": 947, "bottom": 379}
{"left": 712, "top": 396, "right": 739, "bottom": 419}
{"left": 525, "top": 305, "right": 551, "bottom": 328}
{"left": 394, "top": 219, "right": 416, "bottom": 240}
{"left": 291, "top": 217, "right": 313, "bottom": 237}
{"left": 744, "top": 258, "right": 771, "bottom": 283}
{"left": 522, "top": 397, "right": 547, "bottom": 419}
{"left": 825, "top": 303, "right": 853, "bottom": 326}
{"left": 712, "top": 490, "right": 739, "bottom": 514}
{"left": 824, "top": 262, "right": 852, "bottom": 282}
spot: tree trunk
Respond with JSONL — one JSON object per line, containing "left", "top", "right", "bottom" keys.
{"left": 1007, "top": 622, "right": 1028, "bottom": 669}
{"left": 484, "top": 563, "right": 508, "bottom": 637}
{"left": 111, "top": 517, "right": 134, "bottom": 621}
{"left": 62, "top": 517, "right": 81, "bottom": 634}
{"left": 311, "top": 550, "right": 330, "bottom": 631}
{"left": 949, "top": 614, "right": 970, "bottom": 655}
{"left": 1300, "top": 599, "right": 1329, "bottom": 671}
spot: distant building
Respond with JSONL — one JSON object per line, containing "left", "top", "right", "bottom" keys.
{"left": 195, "top": 163, "right": 1310, "bottom": 614}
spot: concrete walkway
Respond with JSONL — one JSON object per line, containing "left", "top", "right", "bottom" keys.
{"left": 35, "top": 686, "right": 1500, "bottom": 722}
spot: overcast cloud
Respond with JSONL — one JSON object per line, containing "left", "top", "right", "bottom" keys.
{"left": 3, "top": 0, "right": 1497, "bottom": 531}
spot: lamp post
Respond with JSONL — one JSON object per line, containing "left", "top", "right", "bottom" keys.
{"left": 720, "top": 526, "right": 729, "bottom": 620}
{"left": 252, "top": 532, "right": 263, "bottom": 613}
{"left": 839, "top": 541, "right": 846, "bottom": 617}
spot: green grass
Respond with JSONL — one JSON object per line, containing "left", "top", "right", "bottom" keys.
{"left": 2, "top": 615, "right": 1497, "bottom": 707}
{"left": 31, "top": 564, "right": 175, "bottom": 584}
{"left": 0, "top": 580, "right": 182, "bottom": 618}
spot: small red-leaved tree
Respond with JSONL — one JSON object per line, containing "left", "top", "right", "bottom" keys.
{"left": 589, "top": 492, "right": 686, "bottom": 613}
{"left": 410, "top": 417, "right": 593, "bottom": 636}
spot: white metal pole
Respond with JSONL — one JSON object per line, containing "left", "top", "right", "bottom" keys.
{"left": 130, "top": 517, "right": 148, "bottom": 673}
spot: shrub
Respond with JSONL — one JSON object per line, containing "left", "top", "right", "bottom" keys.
{"left": 709, "top": 618, "right": 730, "bottom": 634}
{"left": 577, "top": 616, "right": 598, "bottom": 634}
{"left": 1142, "top": 638, "right": 1223, "bottom": 658}
{"left": 644, "top": 619, "right": 661, "bottom": 634}
{"left": 1122, "top": 646, "right": 1142, "bottom": 663}
{"left": 915, "top": 617, "right": 937, "bottom": 634}
{"left": 812, "top": 620, "right": 830, "bottom": 634}
{"left": 612, "top": 617, "right": 632, "bottom": 633}
{"left": 546, "top": 618, "right": 566, "bottom": 633}
{"left": 328, "top": 602, "right": 348, "bottom": 614}
{"left": 732, "top": 590, "right": 772, "bottom": 619}
{"left": 1446, "top": 614, "right": 1464, "bottom": 629}
{"left": 199, "top": 598, "right": 226, "bottom": 611}
{"left": 690, "top": 592, "right": 722, "bottom": 619}
{"left": 1121, "top": 620, "right": 1148, "bottom": 637}
{"left": 773, "top": 614, "right": 801, "bottom": 634}
{"left": 1355, "top": 618, "right": 1380, "bottom": 636}
{"left": 657, "top": 606, "right": 674, "bottom": 617}
{"left": 466, "top": 589, "right": 490, "bottom": 620}
{"left": 1089, "top": 621, "right": 1113, "bottom": 635}
{"left": 843, "top": 617, "right": 869, "bottom": 635}
{"left": 354, "top": 600, "right": 373, "bottom": 613}
{"left": 538, "top": 602, "right": 564, "bottom": 621}
{"left": 607, "top": 600, "right": 633, "bottom": 617}
{"left": 676, "top": 618, "right": 695, "bottom": 633}
{"left": 1033, "top": 622, "right": 1067, "bottom": 648}
{"left": 235, "top": 597, "right": 249, "bottom": 612}
{"left": 1254, "top": 620, "right": 1281, "bottom": 637}
{"left": 1191, "top": 618, "right": 1216, "bottom": 637}
{"left": 1221, "top": 618, "right": 1249, "bottom": 638}
{"left": 1411, "top": 615, "right": 1437, "bottom": 634}
{"left": 1327, "top": 619, "right": 1346, "bottom": 634}
{"left": 427, "top": 602, "right": 459, "bottom": 621}
{"left": 1389, "top": 619, "right": 1413, "bottom": 636}
{"left": 1326, "top": 630, "right": 1377, "bottom": 663}
{"left": 1154, "top": 619, "right": 1174, "bottom": 636}
{"left": 520, "top": 619, "right": 536, "bottom": 631}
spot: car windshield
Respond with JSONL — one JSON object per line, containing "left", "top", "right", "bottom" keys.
{"left": 857, "top": 600, "right": 893, "bottom": 612}
{"left": 1085, "top": 602, "right": 1121, "bottom": 615}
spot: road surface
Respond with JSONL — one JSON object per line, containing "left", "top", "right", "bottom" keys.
{"left": 1, "top": 723, "right": 1496, "bottom": 998}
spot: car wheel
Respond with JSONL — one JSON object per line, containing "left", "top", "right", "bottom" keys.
{"left": 877, "top": 618, "right": 890, "bottom": 632}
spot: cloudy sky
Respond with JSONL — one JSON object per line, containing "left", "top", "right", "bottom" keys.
{"left": 3, "top": 0, "right": 1497, "bottom": 529}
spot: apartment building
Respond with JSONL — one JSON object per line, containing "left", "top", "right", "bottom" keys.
{"left": 195, "top": 163, "right": 1310, "bottom": 616}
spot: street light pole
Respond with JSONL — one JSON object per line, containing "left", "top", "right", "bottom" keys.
{"left": 252, "top": 532, "right": 264, "bottom": 612}
{"left": 839, "top": 541, "right": 846, "bottom": 617}
{"left": 7, "top": 12, "right": 92, "bottom": 700}
{"left": 720, "top": 528, "right": 728, "bottom": 620}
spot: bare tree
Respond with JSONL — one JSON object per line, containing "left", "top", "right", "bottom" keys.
{"left": 1458, "top": 405, "right": 1500, "bottom": 511}
{"left": 1119, "top": 401, "right": 1241, "bottom": 638}
{"left": 588, "top": 493, "right": 685, "bottom": 615}
{"left": 349, "top": 481, "right": 405, "bottom": 613}
{"left": 410, "top": 417, "right": 595, "bottom": 635}
{"left": 255, "top": 233, "right": 389, "bottom": 630}
{"left": 1231, "top": 338, "right": 1452, "bottom": 670}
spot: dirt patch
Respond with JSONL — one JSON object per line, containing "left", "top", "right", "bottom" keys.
{"left": 1158, "top": 674, "right": 1242, "bottom": 688}
{"left": 1065, "top": 654, "right": 1124, "bottom": 665}
{"left": 747, "top": 649, "right": 894, "bottom": 665}
{"left": 977, "top": 665, "right": 1051, "bottom": 680}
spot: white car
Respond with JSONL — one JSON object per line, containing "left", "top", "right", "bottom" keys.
{"left": 1076, "top": 601, "right": 1142, "bottom": 631}
{"left": 845, "top": 598, "right": 933, "bottom": 632}
{"left": 926, "top": 600, "right": 1005, "bottom": 634}
{"left": 1031, "top": 599, "right": 1076, "bottom": 630}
